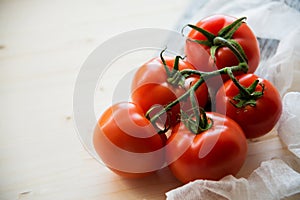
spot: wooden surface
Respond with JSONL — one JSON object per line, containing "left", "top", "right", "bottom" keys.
{"left": 0, "top": 1, "right": 297, "bottom": 200}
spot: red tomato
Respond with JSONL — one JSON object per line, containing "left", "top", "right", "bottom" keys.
{"left": 93, "top": 102, "right": 167, "bottom": 178}
{"left": 185, "top": 14, "right": 260, "bottom": 82}
{"left": 215, "top": 74, "right": 282, "bottom": 138}
{"left": 166, "top": 112, "right": 247, "bottom": 183}
{"left": 131, "top": 57, "right": 208, "bottom": 127}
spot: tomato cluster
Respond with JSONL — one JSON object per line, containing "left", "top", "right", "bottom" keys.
{"left": 93, "top": 14, "right": 282, "bottom": 183}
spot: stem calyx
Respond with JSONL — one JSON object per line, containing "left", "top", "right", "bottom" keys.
{"left": 181, "top": 92, "right": 213, "bottom": 134}
{"left": 160, "top": 50, "right": 186, "bottom": 88}
{"left": 230, "top": 79, "right": 265, "bottom": 108}
{"left": 186, "top": 17, "right": 248, "bottom": 64}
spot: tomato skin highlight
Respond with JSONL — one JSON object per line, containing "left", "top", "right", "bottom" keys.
{"left": 93, "top": 102, "right": 167, "bottom": 178}
{"left": 216, "top": 74, "right": 282, "bottom": 139}
{"left": 131, "top": 57, "right": 208, "bottom": 126}
{"left": 185, "top": 14, "right": 260, "bottom": 83}
{"left": 166, "top": 112, "right": 247, "bottom": 183}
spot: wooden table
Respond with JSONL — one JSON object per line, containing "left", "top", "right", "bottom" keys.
{"left": 0, "top": 0, "right": 297, "bottom": 199}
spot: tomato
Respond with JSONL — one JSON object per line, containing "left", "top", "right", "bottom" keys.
{"left": 215, "top": 74, "right": 282, "bottom": 138}
{"left": 185, "top": 14, "right": 260, "bottom": 83}
{"left": 166, "top": 112, "right": 247, "bottom": 183}
{"left": 93, "top": 102, "right": 167, "bottom": 178}
{"left": 131, "top": 56, "right": 208, "bottom": 127}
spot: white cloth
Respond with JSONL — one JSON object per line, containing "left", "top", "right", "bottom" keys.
{"left": 166, "top": 159, "right": 300, "bottom": 200}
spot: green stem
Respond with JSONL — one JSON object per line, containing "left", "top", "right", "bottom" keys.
{"left": 180, "top": 62, "right": 248, "bottom": 77}
{"left": 213, "top": 36, "right": 248, "bottom": 63}
{"left": 226, "top": 67, "right": 251, "bottom": 97}
{"left": 218, "top": 17, "right": 247, "bottom": 39}
{"left": 160, "top": 48, "right": 172, "bottom": 77}
{"left": 186, "top": 24, "right": 215, "bottom": 44}
{"left": 150, "top": 78, "right": 205, "bottom": 125}
{"left": 149, "top": 62, "right": 248, "bottom": 125}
